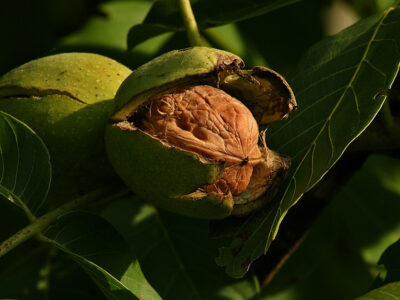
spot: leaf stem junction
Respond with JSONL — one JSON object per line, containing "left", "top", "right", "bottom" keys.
{"left": 0, "top": 187, "right": 130, "bottom": 258}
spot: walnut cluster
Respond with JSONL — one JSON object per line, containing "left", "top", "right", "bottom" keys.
{"left": 141, "top": 85, "right": 262, "bottom": 196}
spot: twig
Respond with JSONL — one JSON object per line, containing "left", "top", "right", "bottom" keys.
{"left": 0, "top": 186, "right": 130, "bottom": 258}
{"left": 178, "top": 0, "right": 203, "bottom": 46}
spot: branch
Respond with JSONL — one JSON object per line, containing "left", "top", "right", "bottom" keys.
{"left": 0, "top": 186, "right": 130, "bottom": 258}
{"left": 178, "top": 0, "right": 203, "bottom": 46}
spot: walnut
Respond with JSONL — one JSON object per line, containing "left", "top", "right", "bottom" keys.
{"left": 141, "top": 85, "right": 261, "bottom": 196}
{"left": 105, "top": 47, "right": 296, "bottom": 219}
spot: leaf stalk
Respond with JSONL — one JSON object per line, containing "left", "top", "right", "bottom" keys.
{"left": 178, "top": 0, "right": 203, "bottom": 46}
{"left": 0, "top": 187, "right": 130, "bottom": 258}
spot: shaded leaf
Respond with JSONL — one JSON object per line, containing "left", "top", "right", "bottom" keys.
{"left": 0, "top": 241, "right": 49, "bottom": 299}
{"left": 0, "top": 198, "right": 48, "bottom": 299}
{"left": 216, "top": 3, "right": 400, "bottom": 278}
{"left": 235, "top": 0, "right": 325, "bottom": 74}
{"left": 44, "top": 211, "right": 161, "bottom": 300}
{"left": 374, "top": 239, "right": 400, "bottom": 287}
{"left": 127, "top": 0, "right": 300, "bottom": 50}
{"left": 0, "top": 111, "right": 51, "bottom": 215}
{"left": 49, "top": 252, "right": 107, "bottom": 300}
{"left": 101, "top": 195, "right": 260, "bottom": 300}
{"left": 261, "top": 154, "right": 400, "bottom": 300}
{"left": 355, "top": 282, "right": 400, "bottom": 300}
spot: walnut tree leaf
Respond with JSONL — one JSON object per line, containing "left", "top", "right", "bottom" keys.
{"left": 0, "top": 111, "right": 51, "bottom": 216}
{"left": 44, "top": 211, "right": 161, "bottom": 300}
{"left": 355, "top": 281, "right": 400, "bottom": 300}
{"left": 127, "top": 0, "right": 300, "bottom": 50}
{"left": 216, "top": 2, "right": 400, "bottom": 278}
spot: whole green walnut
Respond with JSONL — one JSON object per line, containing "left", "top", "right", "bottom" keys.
{"left": 105, "top": 47, "right": 296, "bottom": 219}
{"left": 0, "top": 53, "right": 132, "bottom": 206}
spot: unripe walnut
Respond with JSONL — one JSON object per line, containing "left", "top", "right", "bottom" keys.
{"left": 0, "top": 53, "right": 132, "bottom": 206}
{"left": 105, "top": 47, "right": 296, "bottom": 219}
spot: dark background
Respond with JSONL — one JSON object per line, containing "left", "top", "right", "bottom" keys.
{"left": 0, "top": 0, "right": 330, "bottom": 76}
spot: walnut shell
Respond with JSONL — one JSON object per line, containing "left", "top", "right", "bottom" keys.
{"left": 105, "top": 47, "right": 296, "bottom": 219}
{"left": 0, "top": 53, "right": 132, "bottom": 206}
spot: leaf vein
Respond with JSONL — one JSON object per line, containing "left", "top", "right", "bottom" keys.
{"left": 277, "top": 119, "right": 325, "bottom": 152}
{"left": 269, "top": 86, "right": 346, "bottom": 139}
{"left": 4, "top": 118, "right": 20, "bottom": 193}
{"left": 295, "top": 65, "right": 357, "bottom": 98}
{"left": 376, "top": 289, "right": 400, "bottom": 300}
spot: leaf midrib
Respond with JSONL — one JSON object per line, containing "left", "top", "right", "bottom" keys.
{"left": 0, "top": 185, "right": 35, "bottom": 221}
{"left": 46, "top": 236, "right": 161, "bottom": 300}
{"left": 279, "top": 5, "right": 395, "bottom": 207}
{"left": 0, "top": 116, "right": 37, "bottom": 221}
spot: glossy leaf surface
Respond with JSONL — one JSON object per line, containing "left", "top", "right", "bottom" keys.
{"left": 217, "top": 3, "right": 400, "bottom": 277}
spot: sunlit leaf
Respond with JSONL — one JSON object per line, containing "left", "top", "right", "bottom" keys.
{"left": 0, "top": 111, "right": 51, "bottom": 216}
{"left": 127, "top": 0, "right": 300, "bottom": 50}
{"left": 216, "top": 3, "right": 400, "bottom": 278}
{"left": 45, "top": 212, "right": 161, "bottom": 300}
{"left": 57, "top": 0, "right": 172, "bottom": 70}
{"left": 355, "top": 281, "right": 400, "bottom": 300}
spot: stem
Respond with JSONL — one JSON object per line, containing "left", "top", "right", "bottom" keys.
{"left": 381, "top": 99, "right": 394, "bottom": 131}
{"left": 0, "top": 186, "right": 130, "bottom": 258}
{"left": 178, "top": 0, "right": 203, "bottom": 46}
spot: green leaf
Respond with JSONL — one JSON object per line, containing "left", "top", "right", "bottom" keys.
{"left": 235, "top": 0, "right": 325, "bottom": 73}
{"left": 0, "top": 111, "right": 51, "bottom": 216}
{"left": 127, "top": 0, "right": 300, "bottom": 50}
{"left": 374, "top": 239, "right": 400, "bottom": 287}
{"left": 101, "top": 195, "right": 260, "bottom": 300}
{"left": 49, "top": 252, "right": 108, "bottom": 300}
{"left": 216, "top": 3, "right": 400, "bottom": 278}
{"left": 355, "top": 282, "right": 400, "bottom": 300}
{"left": 44, "top": 211, "right": 161, "bottom": 300}
{"left": 127, "top": 23, "right": 175, "bottom": 52}
{"left": 203, "top": 23, "right": 268, "bottom": 67}
{"left": 260, "top": 154, "right": 400, "bottom": 300}
{"left": 57, "top": 0, "right": 172, "bottom": 70}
